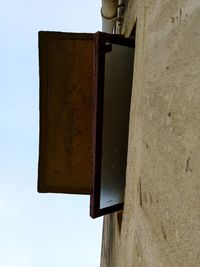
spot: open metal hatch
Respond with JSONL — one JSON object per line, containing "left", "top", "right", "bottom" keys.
{"left": 90, "top": 32, "right": 134, "bottom": 218}
{"left": 38, "top": 31, "right": 134, "bottom": 218}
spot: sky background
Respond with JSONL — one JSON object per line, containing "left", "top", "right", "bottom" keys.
{"left": 0, "top": 1, "right": 102, "bottom": 266}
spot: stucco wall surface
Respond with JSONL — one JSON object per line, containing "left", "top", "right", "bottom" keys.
{"left": 101, "top": 0, "right": 200, "bottom": 266}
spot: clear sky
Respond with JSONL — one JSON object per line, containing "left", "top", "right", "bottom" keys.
{"left": 0, "top": 1, "right": 102, "bottom": 266}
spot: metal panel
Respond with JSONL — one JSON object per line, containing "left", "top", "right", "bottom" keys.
{"left": 100, "top": 43, "right": 134, "bottom": 209}
{"left": 38, "top": 31, "right": 94, "bottom": 194}
{"left": 90, "top": 32, "right": 134, "bottom": 218}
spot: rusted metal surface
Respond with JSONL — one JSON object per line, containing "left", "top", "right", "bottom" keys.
{"left": 38, "top": 32, "right": 94, "bottom": 194}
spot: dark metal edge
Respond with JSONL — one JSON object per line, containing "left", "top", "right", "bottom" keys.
{"left": 97, "top": 31, "right": 134, "bottom": 47}
{"left": 90, "top": 32, "right": 106, "bottom": 218}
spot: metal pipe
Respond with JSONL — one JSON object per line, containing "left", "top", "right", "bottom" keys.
{"left": 116, "top": 0, "right": 126, "bottom": 34}
{"left": 101, "top": 0, "right": 118, "bottom": 33}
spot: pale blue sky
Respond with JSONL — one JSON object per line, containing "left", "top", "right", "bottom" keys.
{"left": 0, "top": 1, "right": 102, "bottom": 266}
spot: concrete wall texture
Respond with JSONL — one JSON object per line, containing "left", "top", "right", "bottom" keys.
{"left": 100, "top": 0, "right": 200, "bottom": 266}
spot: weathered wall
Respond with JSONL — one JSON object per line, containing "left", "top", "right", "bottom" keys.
{"left": 101, "top": 0, "right": 200, "bottom": 266}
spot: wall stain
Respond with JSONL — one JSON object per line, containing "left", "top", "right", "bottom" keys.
{"left": 171, "top": 16, "right": 175, "bottom": 23}
{"left": 149, "top": 193, "right": 153, "bottom": 205}
{"left": 186, "top": 157, "right": 192, "bottom": 173}
{"left": 180, "top": 9, "right": 182, "bottom": 21}
{"left": 139, "top": 178, "right": 143, "bottom": 207}
{"left": 161, "top": 222, "right": 167, "bottom": 240}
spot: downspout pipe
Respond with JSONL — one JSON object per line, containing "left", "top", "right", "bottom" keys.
{"left": 101, "top": 0, "right": 118, "bottom": 33}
